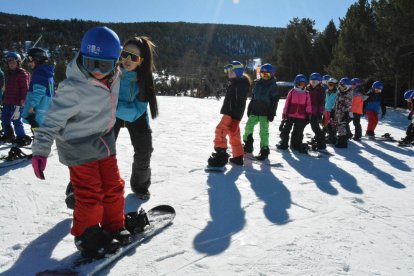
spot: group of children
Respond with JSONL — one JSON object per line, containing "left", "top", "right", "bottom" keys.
{"left": 208, "top": 63, "right": 413, "bottom": 168}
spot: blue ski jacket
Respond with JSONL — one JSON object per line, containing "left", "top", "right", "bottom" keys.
{"left": 22, "top": 64, "right": 55, "bottom": 125}
{"left": 116, "top": 68, "right": 149, "bottom": 123}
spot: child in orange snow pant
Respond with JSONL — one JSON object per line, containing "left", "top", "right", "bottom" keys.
{"left": 70, "top": 155, "right": 125, "bottom": 237}
{"left": 213, "top": 114, "right": 244, "bottom": 157}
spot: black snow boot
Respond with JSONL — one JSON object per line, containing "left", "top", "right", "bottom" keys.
{"left": 0, "top": 126, "right": 15, "bottom": 143}
{"left": 75, "top": 225, "right": 119, "bottom": 259}
{"left": 13, "top": 135, "right": 32, "bottom": 147}
{"left": 276, "top": 141, "right": 289, "bottom": 150}
{"left": 243, "top": 134, "right": 254, "bottom": 154}
{"left": 229, "top": 155, "right": 244, "bottom": 166}
{"left": 65, "top": 182, "right": 75, "bottom": 210}
{"left": 255, "top": 146, "right": 270, "bottom": 160}
{"left": 207, "top": 148, "right": 229, "bottom": 167}
{"left": 133, "top": 188, "right": 151, "bottom": 200}
{"left": 335, "top": 135, "right": 348, "bottom": 148}
{"left": 111, "top": 227, "right": 132, "bottom": 246}
{"left": 291, "top": 143, "right": 309, "bottom": 153}
{"left": 125, "top": 208, "right": 150, "bottom": 234}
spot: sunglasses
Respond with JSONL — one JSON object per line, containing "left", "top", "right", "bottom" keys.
{"left": 82, "top": 56, "right": 116, "bottom": 74}
{"left": 260, "top": 72, "right": 272, "bottom": 79}
{"left": 120, "top": 50, "right": 142, "bottom": 63}
{"left": 224, "top": 65, "right": 233, "bottom": 74}
{"left": 328, "top": 83, "right": 336, "bottom": 86}
{"left": 6, "top": 58, "right": 17, "bottom": 63}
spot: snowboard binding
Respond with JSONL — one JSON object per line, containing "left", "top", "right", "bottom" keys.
{"left": 125, "top": 208, "right": 150, "bottom": 234}
{"left": 1, "top": 146, "right": 32, "bottom": 161}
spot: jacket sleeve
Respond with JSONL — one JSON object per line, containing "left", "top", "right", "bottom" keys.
{"left": 232, "top": 80, "right": 249, "bottom": 121}
{"left": 305, "top": 91, "right": 312, "bottom": 115}
{"left": 29, "top": 84, "right": 47, "bottom": 108}
{"left": 318, "top": 88, "right": 325, "bottom": 114}
{"left": 32, "top": 82, "right": 80, "bottom": 157}
{"left": 18, "top": 71, "right": 30, "bottom": 106}
{"left": 269, "top": 85, "right": 280, "bottom": 117}
{"left": 282, "top": 90, "right": 292, "bottom": 118}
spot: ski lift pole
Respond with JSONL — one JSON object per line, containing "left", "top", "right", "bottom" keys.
{"left": 21, "top": 34, "right": 43, "bottom": 62}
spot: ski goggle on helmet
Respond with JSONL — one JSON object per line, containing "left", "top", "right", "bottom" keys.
{"left": 223, "top": 61, "right": 244, "bottom": 77}
{"left": 82, "top": 56, "right": 117, "bottom": 74}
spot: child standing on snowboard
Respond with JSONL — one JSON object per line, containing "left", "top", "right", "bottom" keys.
{"left": 334, "top": 77, "right": 353, "bottom": 148}
{"left": 364, "top": 81, "right": 386, "bottom": 138}
{"left": 243, "top": 63, "right": 279, "bottom": 160}
{"left": 307, "top": 72, "right": 326, "bottom": 150}
{"left": 277, "top": 74, "right": 311, "bottom": 153}
{"left": 31, "top": 26, "right": 140, "bottom": 259}
{"left": 208, "top": 61, "right": 251, "bottom": 167}
{"left": 399, "top": 90, "right": 414, "bottom": 146}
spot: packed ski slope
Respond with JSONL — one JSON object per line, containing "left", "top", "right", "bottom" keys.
{"left": 0, "top": 96, "right": 413, "bottom": 275}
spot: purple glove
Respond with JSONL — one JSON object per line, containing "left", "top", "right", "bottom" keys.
{"left": 32, "top": 156, "right": 47, "bottom": 180}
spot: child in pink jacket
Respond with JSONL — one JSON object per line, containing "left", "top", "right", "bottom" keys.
{"left": 277, "top": 74, "right": 312, "bottom": 153}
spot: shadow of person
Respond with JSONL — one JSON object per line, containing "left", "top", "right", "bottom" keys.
{"left": 335, "top": 144, "right": 406, "bottom": 189}
{"left": 193, "top": 166, "right": 246, "bottom": 256}
{"left": 244, "top": 159, "right": 291, "bottom": 225}
{"left": 124, "top": 193, "right": 145, "bottom": 213}
{"left": 362, "top": 140, "right": 414, "bottom": 165}
{"left": 0, "top": 159, "right": 32, "bottom": 176}
{"left": 2, "top": 218, "right": 72, "bottom": 275}
{"left": 281, "top": 150, "right": 363, "bottom": 195}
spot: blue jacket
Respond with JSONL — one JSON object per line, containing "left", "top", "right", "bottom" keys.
{"left": 22, "top": 64, "right": 54, "bottom": 125}
{"left": 364, "top": 89, "right": 386, "bottom": 115}
{"left": 325, "top": 87, "right": 337, "bottom": 112}
{"left": 116, "top": 68, "right": 149, "bottom": 123}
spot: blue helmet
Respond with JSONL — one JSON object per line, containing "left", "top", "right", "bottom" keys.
{"left": 260, "top": 63, "right": 275, "bottom": 75}
{"left": 294, "top": 74, "right": 307, "bottom": 87}
{"left": 404, "top": 90, "right": 414, "bottom": 100}
{"left": 322, "top": 74, "right": 331, "bottom": 81}
{"left": 224, "top": 61, "right": 244, "bottom": 77}
{"left": 81, "top": 26, "right": 121, "bottom": 60}
{"left": 6, "top": 51, "right": 21, "bottom": 61}
{"left": 372, "top": 81, "right": 384, "bottom": 90}
{"left": 351, "top": 78, "right": 363, "bottom": 87}
{"left": 309, "top": 72, "right": 322, "bottom": 81}
{"left": 339, "top": 77, "right": 352, "bottom": 91}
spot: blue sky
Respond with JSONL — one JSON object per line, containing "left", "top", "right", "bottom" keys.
{"left": 1, "top": 0, "right": 357, "bottom": 31}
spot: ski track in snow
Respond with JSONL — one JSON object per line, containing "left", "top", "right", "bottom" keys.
{"left": 0, "top": 96, "right": 413, "bottom": 276}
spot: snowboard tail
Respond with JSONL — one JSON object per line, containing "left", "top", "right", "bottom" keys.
{"left": 37, "top": 205, "right": 175, "bottom": 276}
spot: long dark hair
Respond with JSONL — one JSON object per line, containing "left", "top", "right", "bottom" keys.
{"left": 122, "top": 36, "right": 158, "bottom": 119}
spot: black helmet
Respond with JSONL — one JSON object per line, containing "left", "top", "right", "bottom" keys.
{"left": 27, "top": 47, "right": 49, "bottom": 63}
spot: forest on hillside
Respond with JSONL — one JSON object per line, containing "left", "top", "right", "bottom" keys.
{"left": 0, "top": 0, "right": 413, "bottom": 106}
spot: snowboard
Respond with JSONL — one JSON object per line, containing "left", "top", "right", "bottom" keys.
{"left": 205, "top": 165, "right": 226, "bottom": 172}
{"left": 0, "top": 147, "right": 32, "bottom": 168}
{"left": 36, "top": 205, "right": 175, "bottom": 276}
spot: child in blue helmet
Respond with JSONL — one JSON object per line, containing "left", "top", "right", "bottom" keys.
{"left": 398, "top": 90, "right": 414, "bottom": 146}
{"left": 243, "top": 63, "right": 280, "bottom": 160}
{"left": 364, "top": 81, "right": 386, "bottom": 137}
{"left": 0, "top": 52, "right": 31, "bottom": 144}
{"left": 277, "top": 74, "right": 312, "bottom": 153}
{"left": 208, "top": 61, "right": 251, "bottom": 167}
{"left": 307, "top": 72, "right": 326, "bottom": 150}
{"left": 334, "top": 77, "right": 353, "bottom": 148}
{"left": 31, "top": 26, "right": 138, "bottom": 259}
{"left": 22, "top": 47, "right": 55, "bottom": 134}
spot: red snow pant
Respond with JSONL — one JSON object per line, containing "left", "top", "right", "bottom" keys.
{"left": 213, "top": 114, "right": 244, "bottom": 157}
{"left": 324, "top": 111, "right": 331, "bottom": 127}
{"left": 69, "top": 155, "right": 125, "bottom": 237}
{"left": 366, "top": 111, "right": 379, "bottom": 133}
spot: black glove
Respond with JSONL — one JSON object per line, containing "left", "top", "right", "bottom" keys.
{"left": 247, "top": 102, "right": 252, "bottom": 117}
{"left": 279, "top": 119, "right": 286, "bottom": 132}
{"left": 408, "top": 112, "right": 413, "bottom": 121}
{"left": 268, "top": 113, "right": 275, "bottom": 122}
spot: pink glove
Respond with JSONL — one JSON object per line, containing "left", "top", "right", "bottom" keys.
{"left": 230, "top": 120, "right": 240, "bottom": 134}
{"left": 32, "top": 156, "right": 47, "bottom": 180}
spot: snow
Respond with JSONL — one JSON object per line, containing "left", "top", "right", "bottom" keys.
{"left": 1, "top": 96, "right": 413, "bottom": 275}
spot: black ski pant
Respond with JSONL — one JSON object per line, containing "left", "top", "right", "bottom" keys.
{"left": 114, "top": 114, "right": 153, "bottom": 194}
{"left": 352, "top": 113, "right": 362, "bottom": 139}
{"left": 310, "top": 115, "right": 325, "bottom": 147}
{"left": 280, "top": 117, "right": 308, "bottom": 149}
